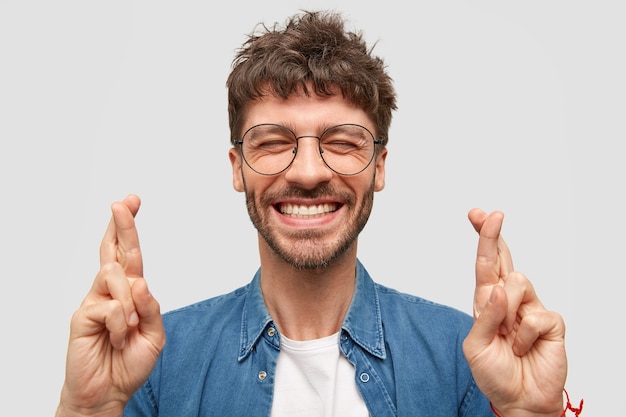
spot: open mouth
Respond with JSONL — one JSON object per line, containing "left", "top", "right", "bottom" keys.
{"left": 277, "top": 202, "right": 339, "bottom": 218}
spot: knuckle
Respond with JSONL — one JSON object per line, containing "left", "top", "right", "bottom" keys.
{"left": 506, "top": 271, "right": 527, "bottom": 285}
{"left": 505, "top": 271, "right": 537, "bottom": 295}
{"left": 100, "top": 261, "right": 123, "bottom": 275}
{"left": 103, "top": 300, "right": 128, "bottom": 331}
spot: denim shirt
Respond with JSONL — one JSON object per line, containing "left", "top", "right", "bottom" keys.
{"left": 124, "top": 259, "right": 491, "bottom": 416}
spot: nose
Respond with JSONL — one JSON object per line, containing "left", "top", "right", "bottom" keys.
{"left": 284, "top": 136, "right": 333, "bottom": 189}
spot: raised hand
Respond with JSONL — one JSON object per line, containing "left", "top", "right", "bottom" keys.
{"left": 462, "top": 209, "right": 567, "bottom": 417}
{"left": 56, "top": 195, "right": 165, "bottom": 417}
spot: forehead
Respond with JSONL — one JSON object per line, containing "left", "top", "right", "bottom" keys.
{"left": 242, "top": 91, "right": 374, "bottom": 133}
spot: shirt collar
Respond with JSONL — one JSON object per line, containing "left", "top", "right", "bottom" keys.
{"left": 238, "top": 268, "right": 274, "bottom": 361}
{"left": 238, "top": 259, "right": 386, "bottom": 361}
{"left": 341, "top": 259, "right": 386, "bottom": 359}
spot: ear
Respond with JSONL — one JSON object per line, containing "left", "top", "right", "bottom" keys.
{"left": 229, "top": 147, "right": 245, "bottom": 192}
{"left": 374, "top": 147, "right": 387, "bottom": 192}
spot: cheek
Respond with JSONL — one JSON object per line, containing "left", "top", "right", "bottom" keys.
{"left": 241, "top": 170, "right": 277, "bottom": 202}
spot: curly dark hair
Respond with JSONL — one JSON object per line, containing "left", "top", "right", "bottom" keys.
{"left": 227, "top": 10, "right": 397, "bottom": 147}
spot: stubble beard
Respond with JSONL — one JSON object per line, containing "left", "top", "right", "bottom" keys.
{"left": 244, "top": 180, "right": 376, "bottom": 271}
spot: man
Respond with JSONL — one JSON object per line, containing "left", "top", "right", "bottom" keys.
{"left": 56, "top": 10, "right": 575, "bottom": 417}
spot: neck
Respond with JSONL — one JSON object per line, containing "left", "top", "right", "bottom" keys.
{"left": 258, "top": 240, "right": 358, "bottom": 341}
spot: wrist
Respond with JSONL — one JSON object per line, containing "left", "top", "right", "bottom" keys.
{"left": 489, "top": 403, "right": 562, "bottom": 417}
{"left": 490, "top": 389, "right": 584, "bottom": 417}
{"left": 56, "top": 384, "right": 126, "bottom": 417}
{"left": 55, "top": 402, "right": 124, "bottom": 417}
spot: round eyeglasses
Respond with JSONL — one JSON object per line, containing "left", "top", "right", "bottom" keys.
{"left": 235, "top": 123, "right": 383, "bottom": 176}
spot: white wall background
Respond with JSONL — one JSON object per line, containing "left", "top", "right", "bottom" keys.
{"left": 1, "top": 0, "right": 623, "bottom": 414}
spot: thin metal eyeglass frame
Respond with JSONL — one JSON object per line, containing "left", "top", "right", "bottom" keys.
{"left": 235, "top": 123, "right": 384, "bottom": 176}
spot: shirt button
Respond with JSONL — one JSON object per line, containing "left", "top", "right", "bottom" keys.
{"left": 258, "top": 370, "right": 267, "bottom": 381}
{"left": 359, "top": 372, "right": 370, "bottom": 383}
{"left": 267, "top": 327, "right": 276, "bottom": 337}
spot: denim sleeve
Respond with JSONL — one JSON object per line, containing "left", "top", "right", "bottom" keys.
{"left": 123, "top": 380, "right": 159, "bottom": 417}
{"left": 459, "top": 376, "right": 492, "bottom": 417}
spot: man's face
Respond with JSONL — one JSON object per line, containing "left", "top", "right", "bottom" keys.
{"left": 229, "top": 91, "right": 387, "bottom": 270}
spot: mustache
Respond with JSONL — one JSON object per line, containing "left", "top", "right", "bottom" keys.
{"left": 261, "top": 184, "right": 353, "bottom": 203}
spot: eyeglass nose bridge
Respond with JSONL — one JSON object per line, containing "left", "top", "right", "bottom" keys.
{"left": 291, "top": 134, "right": 326, "bottom": 158}
{"left": 283, "top": 135, "right": 331, "bottom": 175}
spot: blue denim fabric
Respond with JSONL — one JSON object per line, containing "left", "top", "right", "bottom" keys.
{"left": 124, "top": 259, "right": 491, "bottom": 416}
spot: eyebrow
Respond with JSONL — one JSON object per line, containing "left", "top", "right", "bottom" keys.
{"left": 268, "top": 122, "right": 359, "bottom": 135}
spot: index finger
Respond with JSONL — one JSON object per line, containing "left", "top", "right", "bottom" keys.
{"left": 469, "top": 209, "right": 514, "bottom": 287}
{"left": 100, "top": 194, "right": 143, "bottom": 278}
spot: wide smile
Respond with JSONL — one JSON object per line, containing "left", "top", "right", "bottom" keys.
{"left": 277, "top": 202, "right": 339, "bottom": 218}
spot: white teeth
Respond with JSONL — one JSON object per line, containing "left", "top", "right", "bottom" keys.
{"left": 280, "top": 203, "right": 336, "bottom": 217}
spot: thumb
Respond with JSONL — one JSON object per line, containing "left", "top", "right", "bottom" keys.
{"left": 465, "top": 286, "right": 508, "bottom": 354}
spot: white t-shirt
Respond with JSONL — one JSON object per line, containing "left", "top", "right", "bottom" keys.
{"left": 271, "top": 332, "right": 370, "bottom": 417}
